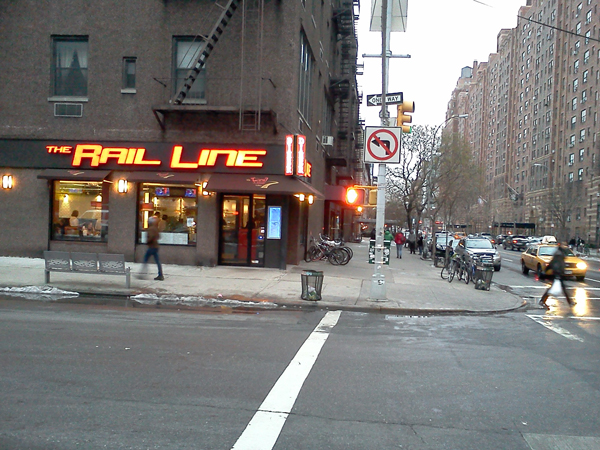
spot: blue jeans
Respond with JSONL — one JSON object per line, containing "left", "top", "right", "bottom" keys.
{"left": 143, "top": 247, "right": 163, "bottom": 276}
{"left": 396, "top": 243, "right": 403, "bottom": 258}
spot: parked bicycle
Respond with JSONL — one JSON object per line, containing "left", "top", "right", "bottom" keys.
{"left": 304, "top": 235, "right": 352, "bottom": 265}
{"left": 447, "top": 254, "right": 470, "bottom": 284}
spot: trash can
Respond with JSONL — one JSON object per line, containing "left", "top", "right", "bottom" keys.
{"left": 473, "top": 257, "right": 494, "bottom": 291}
{"left": 301, "top": 270, "right": 324, "bottom": 301}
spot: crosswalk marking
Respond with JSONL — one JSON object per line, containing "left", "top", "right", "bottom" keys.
{"left": 526, "top": 315, "right": 584, "bottom": 342}
{"left": 231, "top": 310, "right": 342, "bottom": 450}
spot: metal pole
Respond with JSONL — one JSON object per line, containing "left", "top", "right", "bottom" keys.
{"left": 370, "top": 0, "right": 391, "bottom": 300}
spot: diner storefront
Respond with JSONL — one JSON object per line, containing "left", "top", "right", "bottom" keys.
{"left": 0, "top": 139, "right": 321, "bottom": 269}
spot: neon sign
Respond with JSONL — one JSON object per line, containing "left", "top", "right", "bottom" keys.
{"left": 46, "top": 144, "right": 267, "bottom": 169}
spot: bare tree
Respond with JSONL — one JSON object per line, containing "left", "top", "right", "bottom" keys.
{"left": 434, "top": 134, "right": 482, "bottom": 230}
{"left": 386, "top": 125, "right": 432, "bottom": 231}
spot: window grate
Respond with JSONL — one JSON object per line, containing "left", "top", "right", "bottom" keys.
{"left": 54, "top": 103, "right": 83, "bottom": 118}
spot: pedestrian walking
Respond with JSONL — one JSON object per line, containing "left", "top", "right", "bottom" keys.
{"left": 394, "top": 230, "right": 406, "bottom": 258}
{"left": 539, "top": 243, "right": 573, "bottom": 308}
{"left": 140, "top": 212, "right": 164, "bottom": 281}
{"left": 407, "top": 230, "right": 416, "bottom": 254}
{"left": 417, "top": 233, "right": 424, "bottom": 255}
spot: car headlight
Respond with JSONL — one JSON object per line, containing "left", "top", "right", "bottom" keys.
{"left": 576, "top": 262, "right": 587, "bottom": 270}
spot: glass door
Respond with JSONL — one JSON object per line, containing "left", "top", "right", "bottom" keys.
{"left": 220, "top": 195, "right": 266, "bottom": 266}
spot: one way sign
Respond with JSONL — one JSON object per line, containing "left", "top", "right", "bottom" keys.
{"left": 366, "top": 92, "right": 403, "bottom": 106}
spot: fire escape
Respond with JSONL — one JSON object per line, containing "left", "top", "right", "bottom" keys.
{"left": 152, "top": 0, "right": 271, "bottom": 132}
{"left": 330, "top": 0, "right": 365, "bottom": 184}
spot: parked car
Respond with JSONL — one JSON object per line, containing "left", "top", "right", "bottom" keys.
{"left": 496, "top": 234, "right": 509, "bottom": 245}
{"left": 455, "top": 236, "right": 502, "bottom": 271}
{"left": 503, "top": 235, "right": 529, "bottom": 251}
{"left": 521, "top": 244, "right": 587, "bottom": 281}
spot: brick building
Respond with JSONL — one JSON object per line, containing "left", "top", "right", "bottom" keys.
{"left": 445, "top": 0, "right": 600, "bottom": 243}
{"left": 0, "top": 0, "right": 366, "bottom": 268}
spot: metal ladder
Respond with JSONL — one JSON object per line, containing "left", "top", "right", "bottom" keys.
{"left": 238, "top": 0, "right": 264, "bottom": 131}
{"left": 172, "top": 0, "right": 240, "bottom": 105}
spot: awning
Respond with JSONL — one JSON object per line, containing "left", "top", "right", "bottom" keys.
{"left": 205, "top": 174, "right": 323, "bottom": 197}
{"left": 37, "top": 169, "right": 111, "bottom": 181}
{"left": 126, "top": 172, "right": 202, "bottom": 184}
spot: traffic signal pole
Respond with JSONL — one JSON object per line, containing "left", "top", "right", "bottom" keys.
{"left": 370, "top": 0, "right": 392, "bottom": 300}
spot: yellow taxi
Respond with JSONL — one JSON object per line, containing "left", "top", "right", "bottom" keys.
{"left": 521, "top": 244, "right": 587, "bottom": 281}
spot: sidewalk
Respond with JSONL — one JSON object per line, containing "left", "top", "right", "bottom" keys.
{"left": 0, "top": 241, "right": 526, "bottom": 314}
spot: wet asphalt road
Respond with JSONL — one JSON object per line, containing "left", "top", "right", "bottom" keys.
{"left": 1, "top": 295, "right": 599, "bottom": 450}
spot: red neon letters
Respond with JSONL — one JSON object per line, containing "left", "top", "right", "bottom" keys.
{"left": 47, "top": 144, "right": 267, "bottom": 168}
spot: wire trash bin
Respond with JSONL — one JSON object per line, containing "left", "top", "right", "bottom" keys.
{"left": 301, "top": 270, "right": 324, "bottom": 301}
{"left": 473, "top": 256, "right": 494, "bottom": 291}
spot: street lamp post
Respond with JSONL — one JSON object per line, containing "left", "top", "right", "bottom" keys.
{"left": 426, "top": 114, "right": 468, "bottom": 258}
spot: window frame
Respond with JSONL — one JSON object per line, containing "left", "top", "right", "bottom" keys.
{"left": 51, "top": 36, "right": 89, "bottom": 99}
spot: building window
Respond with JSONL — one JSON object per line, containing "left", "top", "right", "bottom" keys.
{"left": 582, "top": 89, "right": 588, "bottom": 103}
{"left": 586, "top": 10, "right": 592, "bottom": 24}
{"left": 52, "top": 180, "right": 108, "bottom": 242}
{"left": 138, "top": 184, "right": 197, "bottom": 246}
{"left": 572, "top": 97, "right": 578, "bottom": 110}
{"left": 569, "top": 153, "right": 575, "bottom": 165}
{"left": 574, "top": 60, "right": 579, "bottom": 73}
{"left": 569, "top": 173, "right": 574, "bottom": 183}
{"left": 582, "top": 109, "right": 587, "bottom": 123}
{"left": 52, "top": 36, "right": 88, "bottom": 97}
{"left": 122, "top": 57, "right": 136, "bottom": 92}
{"left": 584, "top": 50, "right": 590, "bottom": 64}
{"left": 573, "top": 79, "right": 579, "bottom": 92}
{"left": 298, "top": 31, "right": 314, "bottom": 124}
{"left": 580, "top": 129, "right": 586, "bottom": 141}
{"left": 580, "top": 148, "right": 585, "bottom": 161}
{"left": 571, "top": 116, "right": 577, "bottom": 129}
{"left": 173, "top": 37, "right": 206, "bottom": 103}
{"left": 578, "top": 168, "right": 584, "bottom": 181}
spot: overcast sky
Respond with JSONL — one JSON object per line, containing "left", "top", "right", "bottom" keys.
{"left": 357, "top": 0, "right": 527, "bottom": 128}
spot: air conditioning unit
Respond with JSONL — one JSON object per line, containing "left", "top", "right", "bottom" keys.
{"left": 54, "top": 103, "right": 83, "bottom": 118}
{"left": 322, "top": 136, "right": 334, "bottom": 146}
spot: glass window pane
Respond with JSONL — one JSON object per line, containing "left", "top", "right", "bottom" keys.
{"left": 52, "top": 181, "right": 108, "bottom": 241}
{"left": 53, "top": 38, "right": 88, "bottom": 97}
{"left": 138, "top": 184, "right": 197, "bottom": 246}
{"left": 123, "top": 58, "right": 136, "bottom": 89}
{"left": 174, "top": 39, "right": 205, "bottom": 102}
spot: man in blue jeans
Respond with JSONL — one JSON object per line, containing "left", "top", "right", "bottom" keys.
{"left": 140, "top": 212, "right": 164, "bottom": 281}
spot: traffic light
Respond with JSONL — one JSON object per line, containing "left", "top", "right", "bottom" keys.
{"left": 397, "top": 100, "right": 415, "bottom": 133}
{"left": 345, "top": 187, "right": 365, "bottom": 205}
{"left": 367, "top": 189, "right": 377, "bottom": 205}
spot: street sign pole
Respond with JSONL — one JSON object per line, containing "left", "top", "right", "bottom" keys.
{"left": 370, "top": 0, "right": 391, "bottom": 300}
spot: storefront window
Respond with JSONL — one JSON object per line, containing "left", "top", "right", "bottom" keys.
{"left": 52, "top": 180, "right": 109, "bottom": 242}
{"left": 138, "top": 184, "right": 197, "bottom": 245}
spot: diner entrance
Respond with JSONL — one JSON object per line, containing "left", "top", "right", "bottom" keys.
{"left": 219, "top": 194, "right": 266, "bottom": 266}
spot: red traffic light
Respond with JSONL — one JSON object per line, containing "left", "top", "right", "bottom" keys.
{"left": 345, "top": 187, "right": 365, "bottom": 205}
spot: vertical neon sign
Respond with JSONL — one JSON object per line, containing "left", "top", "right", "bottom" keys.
{"left": 285, "top": 135, "right": 295, "bottom": 176}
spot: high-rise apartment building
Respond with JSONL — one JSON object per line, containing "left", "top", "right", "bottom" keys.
{"left": 446, "top": 0, "right": 599, "bottom": 243}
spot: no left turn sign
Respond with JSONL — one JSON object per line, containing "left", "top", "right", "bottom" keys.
{"left": 364, "top": 127, "right": 402, "bottom": 164}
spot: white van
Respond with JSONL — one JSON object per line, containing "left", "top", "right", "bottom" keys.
{"left": 541, "top": 235, "right": 557, "bottom": 244}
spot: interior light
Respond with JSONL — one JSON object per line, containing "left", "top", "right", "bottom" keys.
{"left": 63, "top": 194, "right": 69, "bottom": 203}
{"left": 1, "top": 175, "right": 13, "bottom": 189}
{"left": 299, "top": 193, "right": 305, "bottom": 202}
{"left": 95, "top": 195, "right": 103, "bottom": 202}
{"left": 308, "top": 195, "right": 314, "bottom": 205}
{"left": 117, "top": 179, "right": 128, "bottom": 193}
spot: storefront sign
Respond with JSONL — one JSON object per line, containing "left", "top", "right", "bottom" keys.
{"left": 284, "top": 134, "right": 310, "bottom": 178}
{"left": 48, "top": 144, "right": 268, "bottom": 169}
{"left": 0, "top": 140, "right": 284, "bottom": 174}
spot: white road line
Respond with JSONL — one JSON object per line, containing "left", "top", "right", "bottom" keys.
{"left": 231, "top": 310, "right": 342, "bottom": 450}
{"left": 526, "top": 315, "right": 584, "bottom": 342}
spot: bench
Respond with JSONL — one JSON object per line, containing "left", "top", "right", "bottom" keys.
{"left": 44, "top": 251, "right": 131, "bottom": 288}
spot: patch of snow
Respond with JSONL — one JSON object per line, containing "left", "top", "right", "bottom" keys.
{"left": 130, "top": 293, "right": 277, "bottom": 308}
{"left": 0, "top": 285, "right": 79, "bottom": 300}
